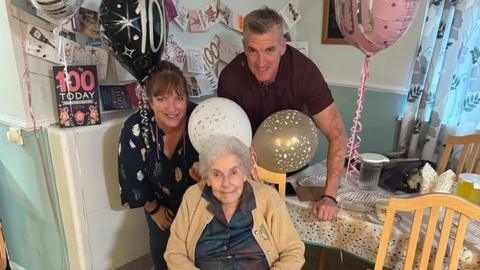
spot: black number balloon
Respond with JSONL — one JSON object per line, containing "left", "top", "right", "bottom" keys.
{"left": 100, "top": 0, "right": 168, "bottom": 83}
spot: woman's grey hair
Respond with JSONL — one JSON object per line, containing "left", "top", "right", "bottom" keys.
{"left": 243, "top": 7, "right": 284, "bottom": 36}
{"left": 199, "top": 135, "right": 251, "bottom": 177}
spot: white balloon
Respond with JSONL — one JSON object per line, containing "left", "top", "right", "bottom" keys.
{"left": 188, "top": 97, "right": 252, "bottom": 152}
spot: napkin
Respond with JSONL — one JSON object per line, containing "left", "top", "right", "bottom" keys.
{"left": 420, "top": 163, "right": 437, "bottom": 194}
{"left": 419, "top": 163, "right": 455, "bottom": 194}
{"left": 431, "top": 169, "right": 455, "bottom": 193}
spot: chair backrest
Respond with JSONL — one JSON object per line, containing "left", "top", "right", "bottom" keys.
{"left": 0, "top": 223, "right": 6, "bottom": 270}
{"left": 437, "top": 134, "right": 480, "bottom": 176}
{"left": 256, "top": 166, "right": 287, "bottom": 199}
{"left": 374, "top": 194, "right": 480, "bottom": 270}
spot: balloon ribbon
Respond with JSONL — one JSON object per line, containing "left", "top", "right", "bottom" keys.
{"left": 346, "top": 56, "right": 370, "bottom": 177}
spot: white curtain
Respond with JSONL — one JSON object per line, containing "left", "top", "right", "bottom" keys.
{"left": 398, "top": 0, "right": 480, "bottom": 164}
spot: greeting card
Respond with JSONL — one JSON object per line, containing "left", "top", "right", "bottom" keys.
{"left": 202, "top": 36, "right": 220, "bottom": 70}
{"left": 164, "top": 0, "right": 178, "bottom": 21}
{"left": 25, "top": 24, "right": 81, "bottom": 64}
{"left": 186, "top": 48, "right": 205, "bottom": 73}
{"left": 162, "top": 34, "right": 186, "bottom": 69}
{"left": 188, "top": 10, "right": 205, "bottom": 32}
{"left": 198, "top": 1, "right": 218, "bottom": 30}
{"left": 279, "top": 1, "right": 301, "bottom": 29}
{"left": 217, "top": 0, "right": 233, "bottom": 28}
{"left": 173, "top": 0, "right": 189, "bottom": 31}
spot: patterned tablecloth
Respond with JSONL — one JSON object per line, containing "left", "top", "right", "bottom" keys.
{"left": 286, "top": 162, "right": 480, "bottom": 270}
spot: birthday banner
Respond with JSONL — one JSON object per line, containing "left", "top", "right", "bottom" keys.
{"left": 164, "top": 0, "right": 302, "bottom": 68}
{"left": 167, "top": 0, "right": 301, "bottom": 34}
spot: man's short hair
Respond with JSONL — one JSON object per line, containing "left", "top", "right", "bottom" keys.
{"left": 243, "top": 7, "right": 284, "bottom": 36}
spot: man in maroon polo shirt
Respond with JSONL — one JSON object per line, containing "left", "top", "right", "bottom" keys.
{"left": 218, "top": 7, "right": 347, "bottom": 221}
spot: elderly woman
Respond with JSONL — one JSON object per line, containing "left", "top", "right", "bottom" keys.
{"left": 165, "top": 135, "right": 305, "bottom": 269}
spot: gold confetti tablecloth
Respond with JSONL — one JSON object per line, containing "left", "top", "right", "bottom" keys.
{"left": 286, "top": 197, "right": 480, "bottom": 269}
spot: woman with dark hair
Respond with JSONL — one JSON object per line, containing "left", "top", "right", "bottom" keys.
{"left": 118, "top": 61, "right": 200, "bottom": 269}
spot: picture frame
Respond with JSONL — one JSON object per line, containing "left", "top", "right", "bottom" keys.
{"left": 321, "top": 0, "right": 348, "bottom": 45}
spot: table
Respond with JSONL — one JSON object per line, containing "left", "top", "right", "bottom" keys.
{"left": 286, "top": 162, "right": 480, "bottom": 270}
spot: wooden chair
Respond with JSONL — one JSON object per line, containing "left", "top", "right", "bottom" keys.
{"left": 0, "top": 223, "right": 6, "bottom": 270}
{"left": 437, "top": 134, "right": 480, "bottom": 175}
{"left": 373, "top": 194, "right": 480, "bottom": 270}
{"left": 256, "top": 166, "right": 287, "bottom": 199}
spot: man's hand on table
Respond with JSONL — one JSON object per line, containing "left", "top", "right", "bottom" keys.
{"left": 312, "top": 197, "right": 339, "bottom": 221}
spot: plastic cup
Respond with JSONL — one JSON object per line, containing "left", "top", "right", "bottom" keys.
{"left": 358, "top": 153, "right": 389, "bottom": 191}
{"left": 456, "top": 173, "right": 480, "bottom": 204}
{"left": 359, "top": 162, "right": 383, "bottom": 190}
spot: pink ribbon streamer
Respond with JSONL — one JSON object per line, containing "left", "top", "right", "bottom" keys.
{"left": 13, "top": 11, "right": 69, "bottom": 266}
{"left": 19, "top": 20, "right": 61, "bottom": 230}
{"left": 346, "top": 56, "right": 371, "bottom": 177}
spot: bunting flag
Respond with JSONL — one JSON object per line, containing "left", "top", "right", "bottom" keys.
{"left": 188, "top": 9, "right": 204, "bottom": 32}
{"left": 164, "top": 0, "right": 178, "bottom": 21}
{"left": 217, "top": 0, "right": 233, "bottom": 28}
{"left": 25, "top": 25, "right": 108, "bottom": 80}
{"left": 173, "top": 0, "right": 189, "bottom": 31}
{"left": 186, "top": 48, "right": 205, "bottom": 73}
{"left": 278, "top": 1, "right": 301, "bottom": 29}
{"left": 162, "top": 34, "right": 186, "bottom": 70}
{"left": 202, "top": 36, "right": 220, "bottom": 70}
{"left": 168, "top": 0, "right": 302, "bottom": 34}
{"left": 185, "top": 69, "right": 218, "bottom": 98}
{"left": 197, "top": 1, "right": 218, "bottom": 30}
{"left": 26, "top": 0, "right": 303, "bottom": 84}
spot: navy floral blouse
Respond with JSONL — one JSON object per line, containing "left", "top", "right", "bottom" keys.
{"left": 118, "top": 102, "right": 198, "bottom": 214}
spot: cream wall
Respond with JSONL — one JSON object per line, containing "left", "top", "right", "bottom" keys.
{"left": 0, "top": 2, "right": 63, "bottom": 129}
{"left": 0, "top": 2, "right": 27, "bottom": 127}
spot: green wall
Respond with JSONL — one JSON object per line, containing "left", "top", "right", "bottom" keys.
{"left": 0, "top": 124, "right": 68, "bottom": 269}
{"left": 312, "top": 85, "right": 406, "bottom": 163}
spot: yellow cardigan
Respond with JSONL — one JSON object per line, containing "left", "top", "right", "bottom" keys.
{"left": 165, "top": 180, "right": 305, "bottom": 270}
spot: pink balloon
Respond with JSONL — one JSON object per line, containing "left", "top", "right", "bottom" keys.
{"left": 334, "top": 0, "right": 419, "bottom": 57}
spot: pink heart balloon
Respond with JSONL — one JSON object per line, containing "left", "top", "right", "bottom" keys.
{"left": 334, "top": 0, "right": 419, "bottom": 57}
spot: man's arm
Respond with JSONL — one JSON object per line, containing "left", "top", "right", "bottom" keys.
{"left": 311, "top": 103, "right": 347, "bottom": 220}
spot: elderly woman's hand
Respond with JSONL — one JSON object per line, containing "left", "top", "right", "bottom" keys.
{"left": 312, "top": 197, "right": 339, "bottom": 221}
{"left": 152, "top": 206, "right": 174, "bottom": 231}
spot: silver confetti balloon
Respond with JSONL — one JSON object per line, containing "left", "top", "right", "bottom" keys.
{"left": 31, "top": 0, "right": 83, "bottom": 21}
{"left": 253, "top": 110, "right": 319, "bottom": 173}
